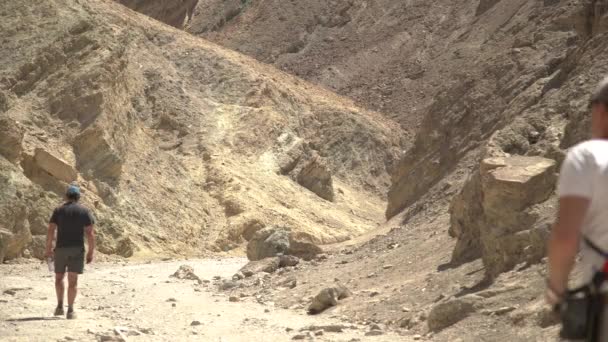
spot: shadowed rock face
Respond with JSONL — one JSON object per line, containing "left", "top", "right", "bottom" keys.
{"left": 117, "top": 0, "right": 199, "bottom": 28}
{"left": 382, "top": 0, "right": 607, "bottom": 220}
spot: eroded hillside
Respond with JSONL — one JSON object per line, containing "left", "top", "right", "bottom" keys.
{"left": 190, "top": 0, "right": 608, "bottom": 267}
{"left": 179, "top": 0, "right": 608, "bottom": 340}
{"left": 0, "top": 0, "right": 405, "bottom": 262}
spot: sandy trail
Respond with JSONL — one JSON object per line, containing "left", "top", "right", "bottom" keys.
{"left": 0, "top": 258, "right": 405, "bottom": 342}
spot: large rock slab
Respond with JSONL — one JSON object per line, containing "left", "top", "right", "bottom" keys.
{"left": 481, "top": 156, "right": 556, "bottom": 227}
{"left": 449, "top": 155, "right": 556, "bottom": 277}
{"left": 33, "top": 148, "right": 78, "bottom": 183}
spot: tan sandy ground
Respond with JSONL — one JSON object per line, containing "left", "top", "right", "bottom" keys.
{"left": 0, "top": 258, "right": 408, "bottom": 342}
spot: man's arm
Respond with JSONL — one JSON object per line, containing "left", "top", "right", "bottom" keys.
{"left": 85, "top": 225, "right": 95, "bottom": 263}
{"left": 45, "top": 223, "right": 57, "bottom": 258}
{"left": 547, "top": 196, "right": 590, "bottom": 298}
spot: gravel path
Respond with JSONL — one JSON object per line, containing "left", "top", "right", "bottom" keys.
{"left": 0, "top": 258, "right": 406, "bottom": 341}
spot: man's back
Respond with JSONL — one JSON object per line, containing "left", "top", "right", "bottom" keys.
{"left": 50, "top": 202, "right": 94, "bottom": 248}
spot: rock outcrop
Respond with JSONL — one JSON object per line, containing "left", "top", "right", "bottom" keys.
{"left": 278, "top": 139, "right": 336, "bottom": 202}
{"left": 296, "top": 154, "right": 335, "bottom": 202}
{"left": 450, "top": 154, "right": 556, "bottom": 277}
{"left": 381, "top": 1, "right": 596, "bottom": 219}
{"left": 0, "top": 158, "right": 35, "bottom": 262}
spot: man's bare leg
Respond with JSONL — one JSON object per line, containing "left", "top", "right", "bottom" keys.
{"left": 54, "top": 273, "right": 65, "bottom": 315}
{"left": 66, "top": 272, "right": 78, "bottom": 319}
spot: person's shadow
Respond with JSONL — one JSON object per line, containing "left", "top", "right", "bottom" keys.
{"left": 6, "top": 317, "right": 62, "bottom": 322}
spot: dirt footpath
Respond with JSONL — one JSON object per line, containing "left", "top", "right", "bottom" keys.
{"left": 0, "top": 258, "right": 406, "bottom": 341}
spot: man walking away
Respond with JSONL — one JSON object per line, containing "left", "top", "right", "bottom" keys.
{"left": 547, "top": 76, "right": 608, "bottom": 339}
{"left": 45, "top": 185, "right": 96, "bottom": 319}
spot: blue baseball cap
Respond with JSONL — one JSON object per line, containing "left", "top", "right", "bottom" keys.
{"left": 66, "top": 185, "right": 81, "bottom": 198}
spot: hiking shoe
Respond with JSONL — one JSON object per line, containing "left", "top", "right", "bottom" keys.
{"left": 66, "top": 310, "right": 76, "bottom": 320}
{"left": 54, "top": 307, "right": 64, "bottom": 316}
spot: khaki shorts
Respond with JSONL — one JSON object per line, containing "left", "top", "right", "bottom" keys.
{"left": 54, "top": 247, "right": 85, "bottom": 274}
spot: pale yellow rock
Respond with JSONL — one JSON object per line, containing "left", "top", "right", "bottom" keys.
{"left": 34, "top": 148, "right": 78, "bottom": 183}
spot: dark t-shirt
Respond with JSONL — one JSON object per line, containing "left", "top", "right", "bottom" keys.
{"left": 49, "top": 202, "right": 95, "bottom": 248}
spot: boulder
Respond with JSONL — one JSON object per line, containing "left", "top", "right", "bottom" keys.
{"left": 171, "top": 265, "right": 201, "bottom": 281}
{"left": 27, "top": 235, "right": 47, "bottom": 260}
{"left": 296, "top": 154, "right": 335, "bottom": 202}
{"left": 33, "top": 148, "right": 78, "bottom": 183}
{"left": 480, "top": 156, "right": 555, "bottom": 277}
{"left": 247, "top": 226, "right": 322, "bottom": 261}
{"left": 428, "top": 296, "right": 480, "bottom": 332}
{"left": 247, "top": 227, "right": 290, "bottom": 261}
{"left": 239, "top": 257, "right": 280, "bottom": 277}
{"left": 450, "top": 155, "right": 556, "bottom": 277}
{"left": 0, "top": 116, "right": 24, "bottom": 163}
{"left": 481, "top": 156, "right": 556, "bottom": 224}
{"left": 279, "top": 255, "right": 300, "bottom": 267}
{"left": 308, "top": 284, "right": 351, "bottom": 314}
